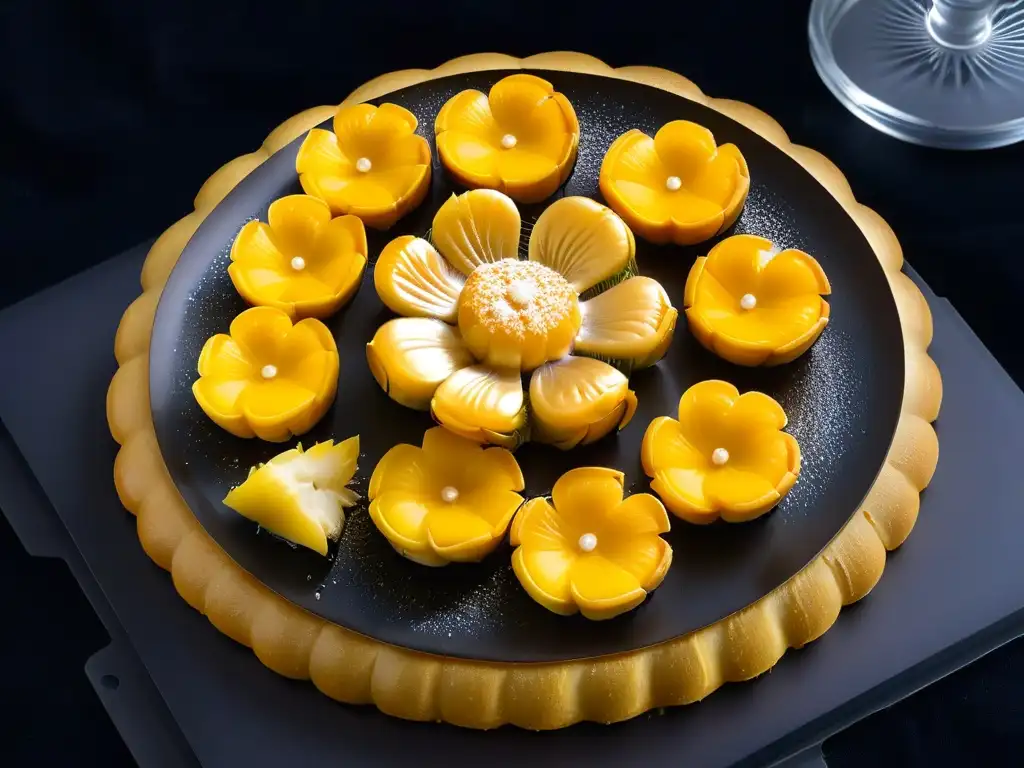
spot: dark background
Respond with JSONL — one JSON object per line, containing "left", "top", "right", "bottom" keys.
{"left": 1, "top": 0, "right": 1021, "bottom": 765}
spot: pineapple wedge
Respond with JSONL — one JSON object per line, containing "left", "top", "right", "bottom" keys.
{"left": 222, "top": 437, "right": 360, "bottom": 556}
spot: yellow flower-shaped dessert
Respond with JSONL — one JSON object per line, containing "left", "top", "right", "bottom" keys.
{"left": 295, "top": 103, "right": 431, "bottom": 230}
{"left": 599, "top": 120, "right": 749, "bottom": 245}
{"left": 641, "top": 380, "right": 801, "bottom": 524}
{"left": 368, "top": 427, "right": 525, "bottom": 566}
{"left": 192, "top": 306, "right": 339, "bottom": 442}
{"left": 510, "top": 467, "right": 672, "bottom": 620}
{"left": 684, "top": 234, "right": 831, "bottom": 366}
{"left": 368, "top": 189, "right": 677, "bottom": 450}
{"left": 223, "top": 437, "right": 359, "bottom": 556}
{"left": 434, "top": 74, "right": 579, "bottom": 204}
{"left": 228, "top": 195, "right": 367, "bottom": 320}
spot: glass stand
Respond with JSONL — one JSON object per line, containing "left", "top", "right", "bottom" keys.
{"left": 810, "top": 0, "right": 1024, "bottom": 149}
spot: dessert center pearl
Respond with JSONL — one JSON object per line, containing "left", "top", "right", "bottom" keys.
{"left": 507, "top": 279, "right": 537, "bottom": 306}
{"left": 355, "top": 157, "right": 372, "bottom": 173}
{"left": 501, "top": 133, "right": 518, "bottom": 149}
{"left": 711, "top": 447, "right": 730, "bottom": 466}
{"left": 578, "top": 533, "right": 598, "bottom": 552}
{"left": 665, "top": 175, "right": 682, "bottom": 191}
{"left": 290, "top": 256, "right": 306, "bottom": 271}
{"left": 440, "top": 486, "right": 460, "bottom": 503}
{"left": 260, "top": 364, "right": 278, "bottom": 380}
{"left": 740, "top": 293, "right": 757, "bottom": 310}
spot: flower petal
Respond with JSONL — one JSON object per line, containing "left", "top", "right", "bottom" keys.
{"left": 704, "top": 234, "right": 773, "bottom": 297}
{"left": 333, "top": 103, "right": 419, "bottom": 164}
{"left": 460, "top": 488, "right": 524, "bottom": 534}
{"left": 430, "top": 365, "right": 525, "bottom": 438}
{"left": 368, "top": 444, "right": 431, "bottom": 499}
{"left": 295, "top": 127, "right": 353, "bottom": 177}
{"left": 569, "top": 555, "right": 647, "bottom": 619}
{"left": 241, "top": 379, "right": 316, "bottom": 421}
{"left": 676, "top": 379, "right": 739, "bottom": 454}
{"left": 599, "top": 535, "right": 672, "bottom": 590}
{"left": 487, "top": 74, "right": 555, "bottom": 136}
{"left": 510, "top": 497, "right": 567, "bottom": 550}
{"left": 435, "top": 90, "right": 499, "bottom": 138}
{"left": 512, "top": 546, "right": 575, "bottom": 615}
{"left": 228, "top": 306, "right": 296, "bottom": 363}
{"left": 374, "top": 236, "right": 464, "bottom": 322}
{"left": 650, "top": 468, "right": 714, "bottom": 519}
{"left": 267, "top": 194, "right": 332, "bottom": 257}
{"left": 550, "top": 467, "right": 624, "bottom": 534}
{"left": 369, "top": 491, "right": 432, "bottom": 551}
{"left": 495, "top": 148, "right": 559, "bottom": 191}
{"left": 604, "top": 493, "right": 672, "bottom": 537}
{"left": 703, "top": 467, "right": 780, "bottom": 515}
{"left": 197, "top": 334, "right": 254, "bottom": 380}
{"left": 668, "top": 190, "right": 726, "bottom": 227}
{"left": 605, "top": 131, "right": 670, "bottom": 185}
{"left": 435, "top": 131, "right": 500, "bottom": 187}
{"left": 608, "top": 180, "right": 673, "bottom": 225}
{"left": 575, "top": 276, "right": 677, "bottom": 364}
{"left": 653, "top": 120, "right": 717, "bottom": 180}
{"left": 431, "top": 189, "right": 521, "bottom": 276}
{"left": 366, "top": 318, "right": 474, "bottom": 410}
{"left": 529, "top": 356, "right": 630, "bottom": 431}
{"left": 193, "top": 376, "right": 249, "bottom": 418}
{"left": 425, "top": 506, "right": 496, "bottom": 556}
{"left": 688, "top": 149, "right": 743, "bottom": 209}
{"left": 758, "top": 248, "right": 832, "bottom": 303}
{"left": 711, "top": 296, "right": 825, "bottom": 347}
{"left": 423, "top": 426, "right": 525, "bottom": 493}
{"left": 528, "top": 197, "right": 634, "bottom": 293}
{"left": 274, "top": 320, "right": 336, "bottom": 393}
{"left": 231, "top": 221, "right": 288, "bottom": 271}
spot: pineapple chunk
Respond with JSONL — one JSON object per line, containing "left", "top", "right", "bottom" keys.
{"left": 222, "top": 437, "right": 359, "bottom": 556}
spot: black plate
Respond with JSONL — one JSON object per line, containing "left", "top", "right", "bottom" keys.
{"left": 149, "top": 70, "right": 904, "bottom": 663}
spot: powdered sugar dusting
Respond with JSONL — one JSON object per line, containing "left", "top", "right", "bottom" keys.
{"left": 460, "top": 259, "right": 579, "bottom": 338}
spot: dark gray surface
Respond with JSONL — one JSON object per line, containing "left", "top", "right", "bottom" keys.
{"left": 149, "top": 69, "right": 905, "bottom": 662}
{"left": 0, "top": 244, "right": 1022, "bottom": 767}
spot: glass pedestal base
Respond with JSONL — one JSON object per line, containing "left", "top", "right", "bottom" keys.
{"left": 810, "top": 0, "right": 1024, "bottom": 149}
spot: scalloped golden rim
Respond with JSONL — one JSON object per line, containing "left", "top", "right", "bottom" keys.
{"left": 106, "top": 52, "right": 941, "bottom": 731}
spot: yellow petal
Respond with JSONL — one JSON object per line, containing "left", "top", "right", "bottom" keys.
{"left": 435, "top": 131, "right": 500, "bottom": 187}
{"left": 430, "top": 365, "right": 525, "bottom": 437}
{"left": 598, "top": 535, "right": 672, "bottom": 590}
{"left": 494, "top": 148, "right": 559, "bottom": 190}
{"left": 369, "top": 491, "right": 432, "bottom": 551}
{"left": 459, "top": 488, "right": 524, "bottom": 534}
{"left": 641, "top": 415, "right": 707, "bottom": 475}
{"left": 368, "top": 443, "right": 432, "bottom": 499}
{"left": 241, "top": 379, "right": 316, "bottom": 421}
{"left": 650, "top": 468, "right": 714, "bottom": 520}
{"left": 528, "top": 197, "right": 634, "bottom": 293}
{"left": 425, "top": 506, "right": 495, "bottom": 554}
{"left": 575, "top": 276, "right": 677, "bottom": 364}
{"left": 529, "top": 356, "right": 630, "bottom": 432}
{"left": 228, "top": 306, "right": 296, "bottom": 362}
{"left": 653, "top": 120, "right": 717, "bottom": 179}
{"left": 332, "top": 103, "right": 417, "bottom": 164}
{"left": 603, "top": 130, "right": 668, "bottom": 186}
{"left": 569, "top": 555, "right": 647, "bottom": 620}
{"left": 431, "top": 189, "right": 521, "bottom": 276}
{"left": 510, "top": 497, "right": 567, "bottom": 550}
{"left": 295, "top": 127, "right": 352, "bottom": 177}
{"left": 668, "top": 189, "right": 726, "bottom": 227}
{"left": 609, "top": 180, "right": 674, "bottom": 225}
{"left": 230, "top": 220, "right": 288, "bottom": 271}
{"left": 366, "top": 318, "right": 474, "bottom": 410}
{"left": 487, "top": 74, "right": 556, "bottom": 135}
{"left": 374, "top": 236, "right": 464, "bottom": 322}
{"left": 434, "top": 90, "right": 499, "bottom": 138}
{"left": 704, "top": 234, "right": 773, "bottom": 297}
{"left": 676, "top": 379, "right": 739, "bottom": 454}
{"left": 758, "top": 248, "right": 832, "bottom": 303}
{"left": 315, "top": 165, "right": 428, "bottom": 213}
{"left": 550, "top": 467, "right": 624, "bottom": 530}
{"left": 421, "top": 426, "right": 524, "bottom": 493}
{"left": 197, "top": 334, "right": 254, "bottom": 380}
{"left": 267, "top": 194, "right": 332, "bottom": 257}
{"left": 604, "top": 493, "right": 672, "bottom": 537}
{"left": 313, "top": 214, "right": 367, "bottom": 267}
{"left": 192, "top": 376, "right": 249, "bottom": 418}
{"left": 512, "top": 547, "right": 575, "bottom": 615}
{"left": 688, "top": 150, "right": 742, "bottom": 209}
{"left": 703, "top": 467, "right": 780, "bottom": 514}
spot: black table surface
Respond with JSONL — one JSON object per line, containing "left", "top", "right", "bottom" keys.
{"left": 2, "top": 0, "right": 1023, "bottom": 765}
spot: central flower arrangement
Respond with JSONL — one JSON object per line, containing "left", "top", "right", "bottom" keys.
{"left": 367, "top": 189, "right": 678, "bottom": 450}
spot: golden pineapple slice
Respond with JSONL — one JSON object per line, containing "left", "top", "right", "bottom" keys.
{"left": 374, "top": 235, "right": 465, "bottom": 322}
{"left": 366, "top": 317, "right": 475, "bottom": 410}
{"left": 575, "top": 276, "right": 678, "bottom": 368}
{"left": 222, "top": 437, "right": 360, "bottom": 556}
{"left": 529, "top": 356, "right": 638, "bottom": 450}
{"left": 430, "top": 365, "right": 527, "bottom": 449}
{"left": 431, "top": 189, "right": 522, "bottom": 276}
{"left": 528, "top": 197, "right": 635, "bottom": 293}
